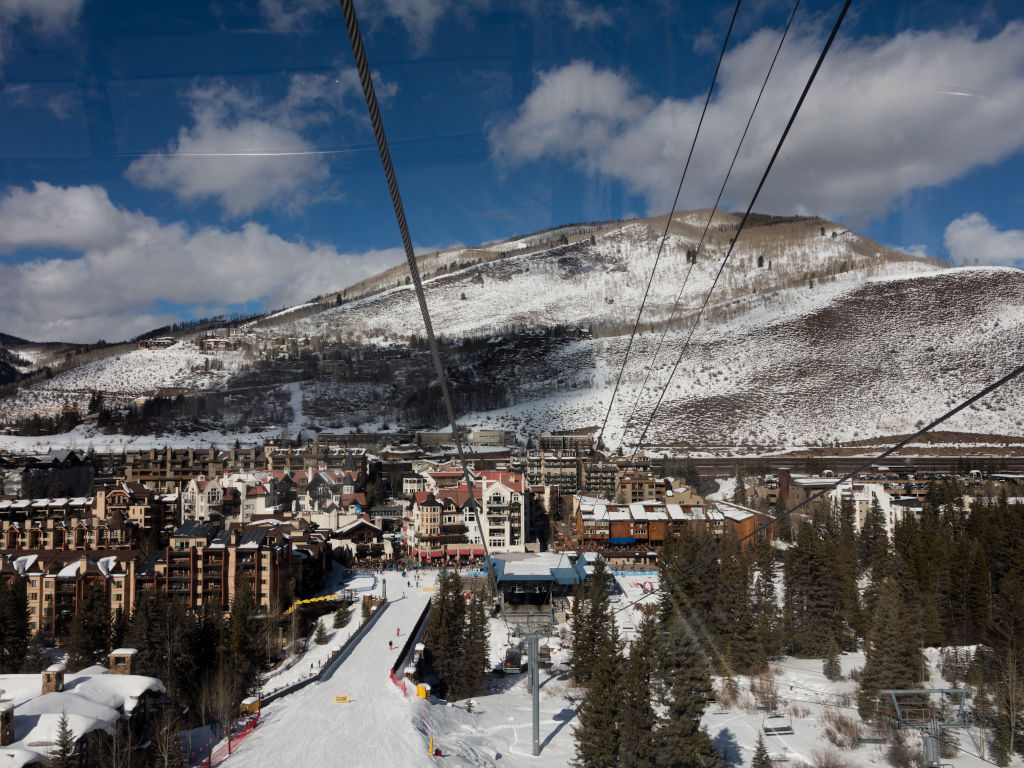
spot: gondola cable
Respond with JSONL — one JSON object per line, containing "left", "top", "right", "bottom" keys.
{"left": 606, "top": 0, "right": 852, "bottom": 507}
{"left": 595, "top": 0, "right": 744, "bottom": 453}
{"left": 615, "top": 0, "right": 802, "bottom": 459}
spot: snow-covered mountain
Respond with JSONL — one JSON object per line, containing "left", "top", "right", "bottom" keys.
{"left": 3, "top": 212, "right": 1022, "bottom": 450}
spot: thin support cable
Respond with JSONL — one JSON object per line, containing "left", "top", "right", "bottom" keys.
{"left": 609, "top": 0, "right": 852, "bottom": 506}
{"left": 616, "top": 0, "right": 802, "bottom": 457}
{"left": 339, "top": 0, "right": 498, "bottom": 600}
{"left": 595, "top": 0, "right": 744, "bottom": 452}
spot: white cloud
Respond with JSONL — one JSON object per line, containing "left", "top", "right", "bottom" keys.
{"left": 0, "top": 0, "right": 83, "bottom": 67}
{"left": 944, "top": 212, "right": 1024, "bottom": 267}
{"left": 490, "top": 22, "right": 1024, "bottom": 223}
{"left": 123, "top": 70, "right": 391, "bottom": 219}
{"left": 125, "top": 82, "right": 335, "bottom": 218}
{"left": 0, "top": 183, "right": 399, "bottom": 342}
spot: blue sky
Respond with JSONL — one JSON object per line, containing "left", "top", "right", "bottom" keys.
{"left": 0, "top": 0, "right": 1022, "bottom": 342}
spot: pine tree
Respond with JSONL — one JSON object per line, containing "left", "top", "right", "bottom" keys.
{"left": 463, "top": 590, "right": 489, "bottom": 698}
{"left": 569, "top": 582, "right": 590, "bottom": 685}
{"left": 713, "top": 543, "right": 758, "bottom": 673}
{"left": 823, "top": 638, "right": 842, "bottom": 681}
{"left": 333, "top": 605, "right": 348, "bottom": 629}
{"left": 860, "top": 493, "right": 887, "bottom": 570}
{"left": 753, "top": 534, "right": 780, "bottom": 661}
{"left": 49, "top": 709, "right": 77, "bottom": 768}
{"left": 0, "top": 578, "right": 30, "bottom": 673}
{"left": 110, "top": 606, "right": 128, "bottom": 650}
{"left": 229, "top": 578, "right": 264, "bottom": 696}
{"left": 65, "top": 582, "right": 111, "bottom": 671}
{"left": 617, "top": 616, "right": 657, "bottom": 768}
{"left": 654, "top": 613, "right": 722, "bottom": 768}
{"left": 314, "top": 620, "right": 328, "bottom": 645}
{"left": 733, "top": 473, "right": 746, "bottom": 506}
{"left": 427, "top": 570, "right": 467, "bottom": 699}
{"left": 751, "top": 732, "right": 772, "bottom": 768}
{"left": 572, "top": 557, "right": 613, "bottom": 686}
{"left": 858, "top": 578, "right": 924, "bottom": 718}
{"left": 571, "top": 615, "right": 621, "bottom": 768}
{"left": 23, "top": 630, "right": 45, "bottom": 673}
{"left": 987, "top": 575, "right": 1024, "bottom": 765}
{"left": 975, "top": 675, "right": 993, "bottom": 761}
{"left": 126, "top": 591, "right": 163, "bottom": 677}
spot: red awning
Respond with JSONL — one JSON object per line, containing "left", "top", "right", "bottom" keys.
{"left": 429, "top": 550, "right": 443, "bottom": 558}
{"left": 472, "top": 548, "right": 484, "bottom": 556}
{"left": 458, "top": 548, "right": 471, "bottom": 556}
{"left": 417, "top": 551, "right": 428, "bottom": 559}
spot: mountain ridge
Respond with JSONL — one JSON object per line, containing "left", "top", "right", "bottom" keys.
{"left": 2, "top": 212, "right": 1022, "bottom": 451}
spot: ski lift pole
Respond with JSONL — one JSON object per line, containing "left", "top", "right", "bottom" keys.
{"left": 529, "top": 635, "right": 540, "bottom": 756}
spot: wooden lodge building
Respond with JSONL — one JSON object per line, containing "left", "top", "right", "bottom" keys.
{"left": 570, "top": 496, "right": 775, "bottom": 566}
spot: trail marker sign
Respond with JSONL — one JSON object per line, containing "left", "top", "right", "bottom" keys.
{"left": 334, "top": 695, "right": 350, "bottom": 703}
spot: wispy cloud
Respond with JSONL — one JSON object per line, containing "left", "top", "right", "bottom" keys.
{"left": 0, "top": 0, "right": 83, "bottom": 69}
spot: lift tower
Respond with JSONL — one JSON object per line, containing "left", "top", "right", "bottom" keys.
{"left": 879, "top": 689, "right": 970, "bottom": 768}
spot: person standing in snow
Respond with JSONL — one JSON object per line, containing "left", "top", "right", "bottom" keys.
{"left": 396, "top": 627, "right": 401, "bottom": 637}
{"left": 389, "top": 641, "right": 393, "bottom": 650}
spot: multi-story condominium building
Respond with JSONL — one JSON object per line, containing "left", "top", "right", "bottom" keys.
{"left": 218, "top": 471, "right": 280, "bottom": 522}
{"left": 406, "top": 471, "right": 531, "bottom": 558}
{"left": 1, "top": 516, "right": 136, "bottom": 553}
{"left": 138, "top": 521, "right": 295, "bottom": 611}
{"left": 570, "top": 496, "right": 775, "bottom": 566}
{"left": 526, "top": 450, "right": 582, "bottom": 492}
{"left": 537, "top": 430, "right": 596, "bottom": 452}
{"left": 1, "top": 550, "right": 142, "bottom": 636}
{"left": 0, "top": 483, "right": 176, "bottom": 554}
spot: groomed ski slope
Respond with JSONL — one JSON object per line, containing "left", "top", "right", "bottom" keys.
{"left": 223, "top": 569, "right": 1001, "bottom": 768}
{"left": 224, "top": 571, "right": 440, "bottom": 768}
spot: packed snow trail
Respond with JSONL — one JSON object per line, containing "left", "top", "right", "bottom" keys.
{"left": 224, "top": 572, "right": 441, "bottom": 768}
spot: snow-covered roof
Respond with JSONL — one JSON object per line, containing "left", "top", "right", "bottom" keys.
{"left": 0, "top": 665, "right": 166, "bottom": 767}
{"left": 13, "top": 554, "right": 38, "bottom": 575}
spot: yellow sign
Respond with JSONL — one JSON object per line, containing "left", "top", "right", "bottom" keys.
{"left": 334, "top": 695, "right": 350, "bottom": 703}
{"left": 421, "top": 587, "right": 436, "bottom": 592}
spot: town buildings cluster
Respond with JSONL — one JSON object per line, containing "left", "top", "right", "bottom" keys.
{"left": 2, "top": 430, "right": 1022, "bottom": 644}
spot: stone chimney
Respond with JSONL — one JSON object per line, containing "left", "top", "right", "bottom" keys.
{"left": 108, "top": 648, "right": 137, "bottom": 675}
{"left": 42, "top": 663, "right": 65, "bottom": 694}
{"left": 0, "top": 702, "right": 14, "bottom": 747}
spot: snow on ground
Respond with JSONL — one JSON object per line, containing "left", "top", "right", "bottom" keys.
{"left": 703, "top": 650, "right": 1000, "bottom": 768}
{"left": 261, "top": 571, "right": 379, "bottom": 695}
{"left": 708, "top": 476, "right": 737, "bottom": 502}
{"left": 1, "top": 342, "right": 245, "bottom": 411}
{"left": 222, "top": 571, "right": 440, "bottom": 768}
{"left": 219, "top": 563, "right": 1006, "bottom": 768}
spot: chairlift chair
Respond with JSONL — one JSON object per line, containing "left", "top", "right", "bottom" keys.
{"left": 856, "top": 716, "right": 889, "bottom": 745}
{"left": 762, "top": 712, "right": 794, "bottom": 736}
